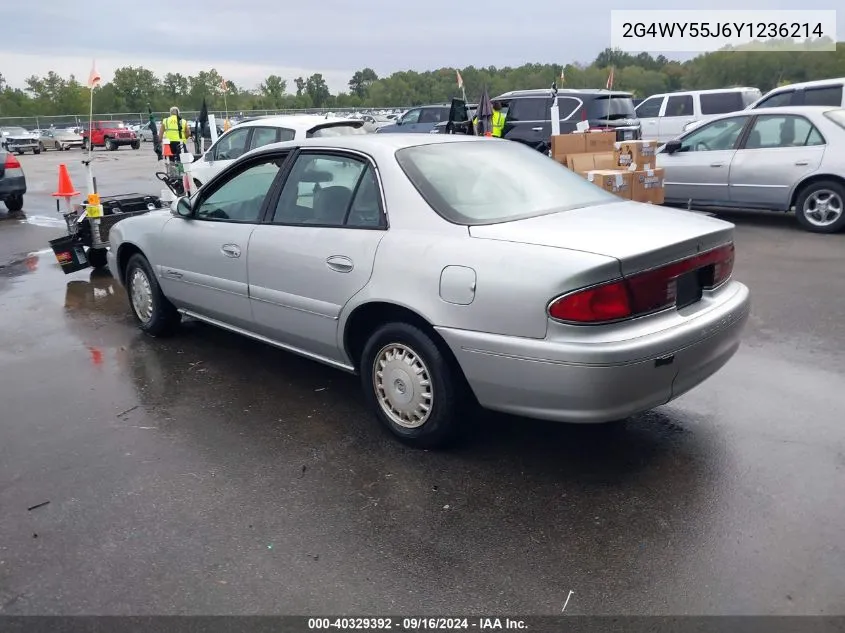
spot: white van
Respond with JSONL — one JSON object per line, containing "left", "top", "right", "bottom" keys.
{"left": 635, "top": 87, "right": 761, "bottom": 142}
{"left": 747, "top": 77, "right": 845, "bottom": 109}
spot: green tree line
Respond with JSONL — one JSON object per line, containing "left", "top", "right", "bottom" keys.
{"left": 1, "top": 40, "right": 843, "bottom": 118}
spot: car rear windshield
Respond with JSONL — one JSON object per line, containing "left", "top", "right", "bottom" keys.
{"left": 587, "top": 96, "right": 637, "bottom": 120}
{"left": 307, "top": 123, "right": 367, "bottom": 137}
{"left": 823, "top": 109, "right": 845, "bottom": 130}
{"left": 395, "top": 141, "right": 618, "bottom": 225}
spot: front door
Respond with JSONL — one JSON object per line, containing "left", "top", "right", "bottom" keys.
{"left": 193, "top": 125, "right": 252, "bottom": 185}
{"left": 156, "top": 154, "right": 287, "bottom": 329}
{"left": 728, "top": 114, "right": 826, "bottom": 209}
{"left": 248, "top": 150, "right": 387, "bottom": 365}
{"left": 657, "top": 94, "right": 696, "bottom": 142}
{"left": 659, "top": 115, "right": 749, "bottom": 205}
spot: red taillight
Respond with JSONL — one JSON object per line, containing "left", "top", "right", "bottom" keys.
{"left": 4, "top": 153, "right": 21, "bottom": 168}
{"left": 548, "top": 243, "right": 735, "bottom": 324}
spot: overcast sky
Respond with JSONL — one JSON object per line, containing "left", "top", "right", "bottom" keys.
{"left": 0, "top": 0, "right": 840, "bottom": 94}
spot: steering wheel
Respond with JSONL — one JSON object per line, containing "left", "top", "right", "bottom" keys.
{"left": 695, "top": 141, "right": 711, "bottom": 151}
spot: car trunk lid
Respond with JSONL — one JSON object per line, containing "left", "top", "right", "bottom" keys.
{"left": 468, "top": 200, "right": 734, "bottom": 276}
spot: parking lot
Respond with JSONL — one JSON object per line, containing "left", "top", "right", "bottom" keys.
{"left": 1, "top": 148, "right": 844, "bottom": 616}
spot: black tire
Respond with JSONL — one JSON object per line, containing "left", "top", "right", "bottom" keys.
{"left": 131, "top": 140, "right": 140, "bottom": 150}
{"left": 360, "top": 322, "right": 468, "bottom": 449}
{"left": 795, "top": 180, "right": 845, "bottom": 234}
{"left": 15, "top": 150, "right": 23, "bottom": 156}
{"left": 105, "top": 138, "right": 117, "bottom": 151}
{"left": 33, "top": 147, "right": 41, "bottom": 155}
{"left": 54, "top": 141, "right": 62, "bottom": 151}
{"left": 87, "top": 247, "right": 108, "bottom": 270}
{"left": 4, "top": 194, "right": 24, "bottom": 212}
{"left": 39, "top": 142, "right": 45, "bottom": 152}
{"left": 124, "top": 253, "right": 181, "bottom": 337}
{"left": 82, "top": 138, "right": 89, "bottom": 150}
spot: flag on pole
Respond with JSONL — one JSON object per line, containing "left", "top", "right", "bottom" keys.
{"left": 456, "top": 70, "right": 463, "bottom": 89}
{"left": 87, "top": 60, "right": 101, "bottom": 89}
{"left": 560, "top": 67, "right": 565, "bottom": 84}
{"left": 606, "top": 66, "right": 615, "bottom": 90}
{"left": 220, "top": 77, "right": 228, "bottom": 92}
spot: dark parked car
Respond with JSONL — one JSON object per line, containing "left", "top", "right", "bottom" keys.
{"left": 490, "top": 88, "right": 642, "bottom": 152}
{"left": 376, "top": 104, "right": 452, "bottom": 134}
{"left": 0, "top": 149, "right": 27, "bottom": 212}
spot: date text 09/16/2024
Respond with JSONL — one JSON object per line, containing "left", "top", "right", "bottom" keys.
{"left": 307, "top": 617, "right": 528, "bottom": 630}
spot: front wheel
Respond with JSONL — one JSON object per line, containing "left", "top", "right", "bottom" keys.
{"left": 131, "top": 140, "right": 140, "bottom": 150}
{"left": 105, "top": 139, "right": 117, "bottom": 151}
{"left": 54, "top": 141, "right": 62, "bottom": 151}
{"left": 82, "top": 138, "right": 89, "bottom": 150}
{"left": 795, "top": 180, "right": 845, "bottom": 233}
{"left": 360, "top": 322, "right": 468, "bottom": 449}
{"left": 33, "top": 147, "right": 41, "bottom": 155}
{"left": 124, "top": 253, "right": 181, "bottom": 337}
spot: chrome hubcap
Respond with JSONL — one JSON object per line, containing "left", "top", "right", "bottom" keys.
{"left": 373, "top": 343, "right": 433, "bottom": 428}
{"left": 803, "top": 189, "right": 843, "bottom": 227}
{"left": 129, "top": 268, "right": 153, "bottom": 323}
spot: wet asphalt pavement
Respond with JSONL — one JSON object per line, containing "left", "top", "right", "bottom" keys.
{"left": 1, "top": 149, "right": 844, "bottom": 616}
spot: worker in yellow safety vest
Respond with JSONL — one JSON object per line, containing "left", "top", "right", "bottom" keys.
{"left": 473, "top": 101, "right": 507, "bottom": 137}
{"left": 160, "top": 106, "right": 189, "bottom": 162}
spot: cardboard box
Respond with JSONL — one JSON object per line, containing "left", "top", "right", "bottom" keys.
{"left": 564, "top": 151, "right": 616, "bottom": 175}
{"left": 551, "top": 134, "right": 587, "bottom": 160}
{"left": 592, "top": 151, "right": 616, "bottom": 170}
{"left": 630, "top": 168, "right": 665, "bottom": 204}
{"left": 585, "top": 131, "right": 616, "bottom": 153}
{"left": 587, "top": 169, "right": 633, "bottom": 199}
{"left": 614, "top": 140, "right": 658, "bottom": 171}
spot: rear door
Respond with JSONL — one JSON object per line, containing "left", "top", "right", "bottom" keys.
{"left": 417, "top": 106, "right": 451, "bottom": 133}
{"left": 657, "top": 94, "right": 696, "bottom": 142}
{"left": 728, "top": 114, "right": 826, "bottom": 209}
{"left": 502, "top": 97, "right": 551, "bottom": 148}
{"left": 248, "top": 150, "right": 387, "bottom": 363}
{"left": 635, "top": 95, "right": 665, "bottom": 140}
{"left": 659, "top": 115, "right": 749, "bottom": 205}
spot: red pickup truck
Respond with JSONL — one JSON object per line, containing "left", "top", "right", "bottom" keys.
{"left": 82, "top": 121, "right": 140, "bottom": 151}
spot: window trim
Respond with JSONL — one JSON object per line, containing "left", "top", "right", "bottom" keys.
{"left": 800, "top": 84, "right": 844, "bottom": 107}
{"left": 753, "top": 89, "right": 796, "bottom": 109}
{"left": 209, "top": 125, "right": 253, "bottom": 161}
{"left": 739, "top": 113, "right": 827, "bottom": 150}
{"left": 190, "top": 151, "right": 292, "bottom": 225}
{"left": 262, "top": 148, "right": 389, "bottom": 231}
{"left": 557, "top": 97, "right": 583, "bottom": 121}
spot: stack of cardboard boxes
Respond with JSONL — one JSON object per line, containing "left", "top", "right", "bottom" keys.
{"left": 550, "top": 131, "right": 665, "bottom": 204}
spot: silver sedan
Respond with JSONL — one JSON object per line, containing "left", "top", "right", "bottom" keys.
{"left": 658, "top": 106, "right": 845, "bottom": 233}
{"left": 107, "top": 134, "right": 750, "bottom": 448}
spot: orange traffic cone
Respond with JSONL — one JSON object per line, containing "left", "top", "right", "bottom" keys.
{"left": 52, "top": 164, "right": 80, "bottom": 198}
{"left": 162, "top": 143, "right": 173, "bottom": 158}
{"left": 484, "top": 131, "right": 492, "bottom": 137}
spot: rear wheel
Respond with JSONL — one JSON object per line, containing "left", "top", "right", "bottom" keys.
{"left": 360, "top": 322, "right": 468, "bottom": 449}
{"left": 82, "top": 138, "right": 89, "bottom": 150}
{"left": 39, "top": 142, "right": 46, "bottom": 152}
{"left": 4, "top": 194, "right": 24, "bottom": 212}
{"left": 32, "top": 147, "right": 41, "bottom": 155}
{"left": 795, "top": 180, "right": 845, "bottom": 233}
{"left": 131, "top": 140, "right": 140, "bottom": 150}
{"left": 124, "top": 253, "right": 181, "bottom": 336}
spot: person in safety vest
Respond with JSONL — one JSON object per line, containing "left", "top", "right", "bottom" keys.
{"left": 160, "top": 106, "right": 189, "bottom": 162}
{"left": 472, "top": 101, "right": 506, "bottom": 137}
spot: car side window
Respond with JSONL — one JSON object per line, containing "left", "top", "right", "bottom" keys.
{"left": 249, "top": 126, "right": 279, "bottom": 150}
{"left": 699, "top": 91, "right": 744, "bottom": 115}
{"left": 419, "top": 108, "right": 443, "bottom": 124}
{"left": 744, "top": 115, "right": 825, "bottom": 149}
{"left": 679, "top": 116, "right": 747, "bottom": 152}
{"left": 194, "top": 158, "right": 283, "bottom": 223}
{"left": 278, "top": 128, "right": 295, "bottom": 142}
{"left": 401, "top": 109, "right": 421, "bottom": 125}
{"left": 664, "top": 95, "right": 694, "bottom": 117}
{"left": 755, "top": 91, "right": 793, "bottom": 108}
{"left": 212, "top": 127, "right": 250, "bottom": 160}
{"left": 507, "top": 98, "right": 550, "bottom": 122}
{"left": 803, "top": 86, "right": 843, "bottom": 106}
{"left": 635, "top": 96, "right": 663, "bottom": 118}
{"left": 272, "top": 153, "right": 380, "bottom": 227}
{"left": 556, "top": 97, "right": 580, "bottom": 120}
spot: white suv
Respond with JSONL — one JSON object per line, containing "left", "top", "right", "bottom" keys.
{"left": 189, "top": 116, "right": 367, "bottom": 188}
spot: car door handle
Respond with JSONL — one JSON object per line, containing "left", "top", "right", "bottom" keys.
{"left": 531, "top": 127, "right": 543, "bottom": 131}
{"left": 710, "top": 163, "right": 724, "bottom": 167}
{"left": 163, "top": 269, "right": 183, "bottom": 279}
{"left": 326, "top": 255, "right": 354, "bottom": 273}
{"left": 795, "top": 160, "right": 809, "bottom": 166}
{"left": 221, "top": 244, "right": 241, "bottom": 258}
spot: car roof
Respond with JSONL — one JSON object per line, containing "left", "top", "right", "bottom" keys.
{"left": 235, "top": 115, "right": 363, "bottom": 130}
{"left": 649, "top": 87, "right": 760, "bottom": 97}
{"left": 762, "top": 77, "right": 845, "bottom": 93}
{"left": 705, "top": 105, "right": 843, "bottom": 119}
{"left": 495, "top": 88, "right": 633, "bottom": 99}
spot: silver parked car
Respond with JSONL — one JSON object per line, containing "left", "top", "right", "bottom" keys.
{"left": 658, "top": 106, "right": 845, "bottom": 233}
{"left": 107, "top": 135, "right": 750, "bottom": 448}
{"left": 38, "top": 128, "right": 84, "bottom": 151}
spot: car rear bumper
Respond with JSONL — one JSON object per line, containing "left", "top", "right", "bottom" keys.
{"left": 436, "top": 280, "right": 750, "bottom": 423}
{"left": 0, "top": 175, "right": 27, "bottom": 197}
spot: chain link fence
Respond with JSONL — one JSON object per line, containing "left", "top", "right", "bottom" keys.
{"left": 0, "top": 107, "right": 406, "bottom": 129}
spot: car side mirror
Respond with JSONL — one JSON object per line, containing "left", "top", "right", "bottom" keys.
{"left": 173, "top": 196, "right": 192, "bottom": 218}
{"left": 665, "top": 139, "right": 682, "bottom": 154}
